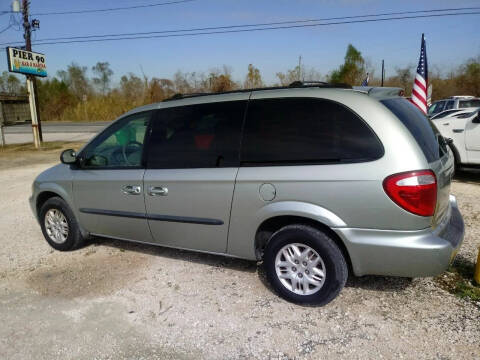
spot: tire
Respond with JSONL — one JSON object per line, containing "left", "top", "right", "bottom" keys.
{"left": 448, "top": 144, "right": 459, "bottom": 176}
{"left": 39, "top": 196, "right": 86, "bottom": 251}
{"left": 263, "top": 224, "right": 348, "bottom": 306}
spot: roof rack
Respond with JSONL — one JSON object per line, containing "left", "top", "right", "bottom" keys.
{"left": 288, "top": 81, "right": 351, "bottom": 89}
{"left": 162, "top": 81, "right": 352, "bottom": 102}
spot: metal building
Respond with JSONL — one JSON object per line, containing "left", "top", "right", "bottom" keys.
{"left": 0, "top": 93, "right": 30, "bottom": 126}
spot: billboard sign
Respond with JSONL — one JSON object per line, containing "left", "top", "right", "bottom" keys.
{"left": 6, "top": 47, "right": 47, "bottom": 77}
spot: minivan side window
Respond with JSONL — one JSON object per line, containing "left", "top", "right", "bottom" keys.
{"left": 147, "top": 101, "right": 247, "bottom": 169}
{"left": 241, "top": 98, "right": 384, "bottom": 165}
{"left": 80, "top": 111, "right": 151, "bottom": 168}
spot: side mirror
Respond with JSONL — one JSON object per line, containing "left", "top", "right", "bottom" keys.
{"left": 473, "top": 114, "right": 480, "bottom": 124}
{"left": 60, "top": 149, "right": 77, "bottom": 164}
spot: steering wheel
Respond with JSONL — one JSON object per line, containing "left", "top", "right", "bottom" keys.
{"left": 122, "top": 141, "right": 143, "bottom": 165}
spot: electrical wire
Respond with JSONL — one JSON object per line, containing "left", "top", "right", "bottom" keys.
{"left": 30, "top": 0, "right": 198, "bottom": 16}
{"left": 1, "top": 6, "right": 479, "bottom": 47}
{"left": 0, "top": 24, "right": 12, "bottom": 34}
{"left": 1, "top": 10, "right": 479, "bottom": 49}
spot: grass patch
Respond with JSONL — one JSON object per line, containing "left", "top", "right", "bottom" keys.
{"left": 0, "top": 141, "right": 86, "bottom": 169}
{"left": 435, "top": 257, "right": 480, "bottom": 304}
{"left": 0, "top": 141, "right": 75, "bottom": 153}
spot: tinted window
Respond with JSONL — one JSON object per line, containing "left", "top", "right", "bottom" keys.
{"left": 459, "top": 99, "right": 480, "bottom": 108}
{"left": 428, "top": 101, "right": 445, "bottom": 115}
{"left": 382, "top": 98, "right": 444, "bottom": 163}
{"left": 147, "top": 101, "right": 246, "bottom": 169}
{"left": 444, "top": 100, "right": 454, "bottom": 110}
{"left": 241, "top": 98, "right": 383, "bottom": 165}
{"left": 81, "top": 112, "right": 151, "bottom": 168}
{"left": 433, "top": 109, "right": 461, "bottom": 119}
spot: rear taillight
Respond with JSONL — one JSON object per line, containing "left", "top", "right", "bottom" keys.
{"left": 383, "top": 170, "right": 437, "bottom": 217}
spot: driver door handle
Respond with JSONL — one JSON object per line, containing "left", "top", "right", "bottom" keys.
{"left": 122, "top": 185, "right": 142, "bottom": 195}
{"left": 148, "top": 186, "right": 168, "bottom": 196}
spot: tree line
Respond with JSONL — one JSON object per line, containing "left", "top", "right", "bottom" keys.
{"left": 1, "top": 44, "right": 479, "bottom": 121}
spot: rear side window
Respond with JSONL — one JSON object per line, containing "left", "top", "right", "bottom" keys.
{"left": 241, "top": 98, "right": 383, "bottom": 165}
{"left": 147, "top": 101, "right": 246, "bottom": 169}
{"left": 381, "top": 98, "right": 443, "bottom": 163}
{"left": 459, "top": 99, "right": 480, "bottom": 108}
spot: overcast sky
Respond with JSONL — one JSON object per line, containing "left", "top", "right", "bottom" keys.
{"left": 0, "top": 0, "right": 479, "bottom": 84}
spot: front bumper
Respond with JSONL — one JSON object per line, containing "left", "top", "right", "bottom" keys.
{"left": 334, "top": 195, "right": 464, "bottom": 277}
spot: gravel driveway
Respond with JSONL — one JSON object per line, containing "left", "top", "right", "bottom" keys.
{"left": 0, "top": 162, "right": 479, "bottom": 360}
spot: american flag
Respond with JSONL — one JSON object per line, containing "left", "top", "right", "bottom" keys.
{"left": 411, "top": 33, "right": 428, "bottom": 114}
{"left": 361, "top": 73, "right": 369, "bottom": 86}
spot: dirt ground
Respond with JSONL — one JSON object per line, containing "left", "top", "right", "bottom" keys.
{"left": 0, "top": 151, "right": 479, "bottom": 360}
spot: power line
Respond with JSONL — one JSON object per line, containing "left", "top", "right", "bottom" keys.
{"left": 1, "top": 11, "right": 478, "bottom": 49}
{"left": 0, "top": 24, "right": 12, "bottom": 34}
{"left": 30, "top": 0, "right": 198, "bottom": 16}
{"left": 1, "top": 6, "right": 479, "bottom": 47}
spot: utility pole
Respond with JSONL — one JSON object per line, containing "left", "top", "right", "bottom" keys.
{"left": 22, "top": 0, "right": 42, "bottom": 147}
{"left": 298, "top": 55, "right": 302, "bottom": 82}
{"left": 381, "top": 59, "right": 385, "bottom": 87}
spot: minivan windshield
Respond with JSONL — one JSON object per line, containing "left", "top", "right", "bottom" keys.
{"left": 381, "top": 98, "right": 445, "bottom": 163}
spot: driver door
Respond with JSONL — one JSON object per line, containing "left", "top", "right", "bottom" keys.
{"left": 466, "top": 114, "right": 480, "bottom": 163}
{"left": 73, "top": 111, "right": 153, "bottom": 242}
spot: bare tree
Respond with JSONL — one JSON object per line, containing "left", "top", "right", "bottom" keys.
{"left": 92, "top": 62, "right": 113, "bottom": 95}
{"left": 244, "top": 64, "right": 264, "bottom": 89}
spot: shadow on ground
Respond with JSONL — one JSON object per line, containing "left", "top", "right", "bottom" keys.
{"left": 96, "top": 237, "right": 413, "bottom": 295}
{"left": 96, "top": 237, "right": 257, "bottom": 273}
{"left": 454, "top": 168, "right": 480, "bottom": 184}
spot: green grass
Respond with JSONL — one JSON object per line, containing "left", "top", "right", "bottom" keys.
{"left": 436, "top": 258, "right": 480, "bottom": 304}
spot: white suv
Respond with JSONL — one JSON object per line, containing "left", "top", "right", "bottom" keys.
{"left": 428, "top": 96, "right": 480, "bottom": 118}
{"left": 432, "top": 109, "right": 480, "bottom": 168}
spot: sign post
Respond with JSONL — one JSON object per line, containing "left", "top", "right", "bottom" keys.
{"left": 26, "top": 78, "right": 40, "bottom": 148}
{"left": 0, "top": 101, "right": 5, "bottom": 146}
{"left": 6, "top": 47, "right": 47, "bottom": 148}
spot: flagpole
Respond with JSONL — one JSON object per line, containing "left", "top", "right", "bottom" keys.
{"left": 381, "top": 60, "right": 384, "bottom": 87}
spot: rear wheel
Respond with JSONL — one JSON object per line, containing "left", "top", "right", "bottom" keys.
{"left": 448, "top": 144, "right": 459, "bottom": 175}
{"left": 263, "top": 224, "right": 348, "bottom": 306}
{"left": 39, "top": 197, "right": 86, "bottom": 251}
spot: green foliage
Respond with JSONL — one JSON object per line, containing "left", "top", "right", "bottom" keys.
{"left": 37, "top": 78, "right": 76, "bottom": 121}
{"left": 456, "top": 57, "right": 480, "bottom": 96}
{"left": 57, "top": 63, "right": 91, "bottom": 101}
{"left": 329, "top": 44, "right": 365, "bottom": 85}
{"left": 436, "top": 258, "right": 480, "bottom": 305}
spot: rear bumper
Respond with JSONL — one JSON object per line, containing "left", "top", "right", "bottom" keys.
{"left": 334, "top": 195, "right": 464, "bottom": 277}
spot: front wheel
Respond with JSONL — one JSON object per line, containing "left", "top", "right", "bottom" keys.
{"left": 263, "top": 224, "right": 348, "bottom": 306}
{"left": 39, "top": 196, "right": 86, "bottom": 251}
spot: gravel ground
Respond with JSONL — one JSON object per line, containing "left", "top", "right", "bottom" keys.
{"left": 0, "top": 161, "right": 479, "bottom": 360}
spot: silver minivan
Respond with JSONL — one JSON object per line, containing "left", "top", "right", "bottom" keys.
{"left": 30, "top": 83, "right": 464, "bottom": 305}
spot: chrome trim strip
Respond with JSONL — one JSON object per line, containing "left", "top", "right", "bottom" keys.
{"left": 79, "top": 208, "right": 224, "bottom": 225}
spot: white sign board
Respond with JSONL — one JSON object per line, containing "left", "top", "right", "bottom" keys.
{"left": 6, "top": 47, "right": 47, "bottom": 77}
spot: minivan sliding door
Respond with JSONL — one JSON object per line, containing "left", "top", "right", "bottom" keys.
{"left": 144, "top": 97, "right": 248, "bottom": 253}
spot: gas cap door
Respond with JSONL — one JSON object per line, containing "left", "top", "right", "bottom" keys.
{"left": 259, "top": 183, "right": 276, "bottom": 201}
